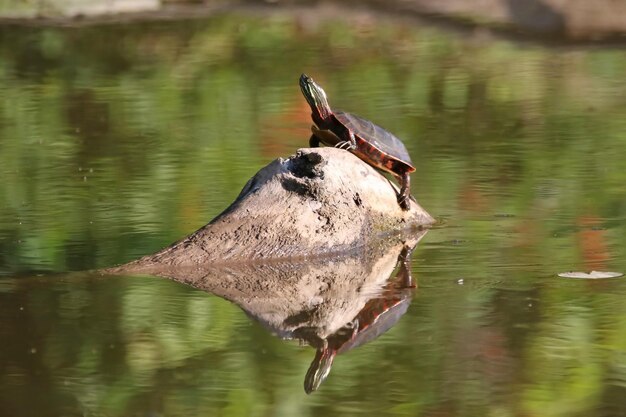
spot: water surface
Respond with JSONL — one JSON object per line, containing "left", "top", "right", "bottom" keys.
{"left": 1, "top": 8, "right": 626, "bottom": 417}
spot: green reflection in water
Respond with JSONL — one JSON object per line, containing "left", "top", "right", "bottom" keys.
{"left": 1, "top": 8, "right": 626, "bottom": 417}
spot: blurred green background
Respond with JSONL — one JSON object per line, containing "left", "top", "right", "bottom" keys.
{"left": 1, "top": 6, "right": 626, "bottom": 417}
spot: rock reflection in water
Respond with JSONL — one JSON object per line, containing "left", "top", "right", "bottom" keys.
{"left": 300, "top": 244, "right": 416, "bottom": 393}
{"left": 139, "top": 230, "right": 427, "bottom": 394}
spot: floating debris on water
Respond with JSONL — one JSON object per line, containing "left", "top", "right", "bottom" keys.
{"left": 557, "top": 271, "right": 624, "bottom": 279}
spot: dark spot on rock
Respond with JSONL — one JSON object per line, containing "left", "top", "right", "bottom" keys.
{"left": 353, "top": 193, "right": 362, "bottom": 207}
{"left": 281, "top": 177, "right": 319, "bottom": 199}
{"left": 290, "top": 151, "right": 326, "bottom": 179}
{"left": 284, "top": 306, "right": 320, "bottom": 326}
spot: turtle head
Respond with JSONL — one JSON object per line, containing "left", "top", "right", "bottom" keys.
{"left": 304, "top": 340, "right": 336, "bottom": 394}
{"left": 300, "top": 74, "right": 332, "bottom": 124}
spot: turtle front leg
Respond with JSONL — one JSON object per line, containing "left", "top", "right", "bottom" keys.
{"left": 398, "top": 171, "right": 411, "bottom": 211}
{"left": 396, "top": 244, "right": 416, "bottom": 288}
{"left": 334, "top": 131, "right": 357, "bottom": 151}
{"left": 309, "top": 134, "right": 320, "bottom": 147}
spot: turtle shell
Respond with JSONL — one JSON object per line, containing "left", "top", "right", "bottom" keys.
{"left": 337, "top": 297, "right": 411, "bottom": 354}
{"left": 333, "top": 111, "right": 415, "bottom": 172}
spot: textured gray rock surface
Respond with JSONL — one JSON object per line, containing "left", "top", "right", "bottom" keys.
{"left": 107, "top": 147, "right": 434, "bottom": 272}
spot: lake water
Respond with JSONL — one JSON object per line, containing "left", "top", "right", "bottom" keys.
{"left": 1, "top": 7, "right": 626, "bottom": 417}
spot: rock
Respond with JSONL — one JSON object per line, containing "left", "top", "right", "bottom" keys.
{"left": 106, "top": 147, "right": 434, "bottom": 272}
{"left": 102, "top": 149, "right": 433, "bottom": 393}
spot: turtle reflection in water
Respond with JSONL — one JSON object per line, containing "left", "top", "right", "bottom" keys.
{"left": 299, "top": 74, "right": 416, "bottom": 210}
{"left": 295, "top": 245, "right": 417, "bottom": 394}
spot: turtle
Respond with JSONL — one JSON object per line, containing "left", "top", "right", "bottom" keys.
{"left": 299, "top": 73, "right": 415, "bottom": 210}
{"left": 302, "top": 245, "right": 416, "bottom": 393}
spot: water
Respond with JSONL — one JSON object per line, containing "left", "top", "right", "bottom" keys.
{"left": 1, "top": 7, "right": 626, "bottom": 417}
